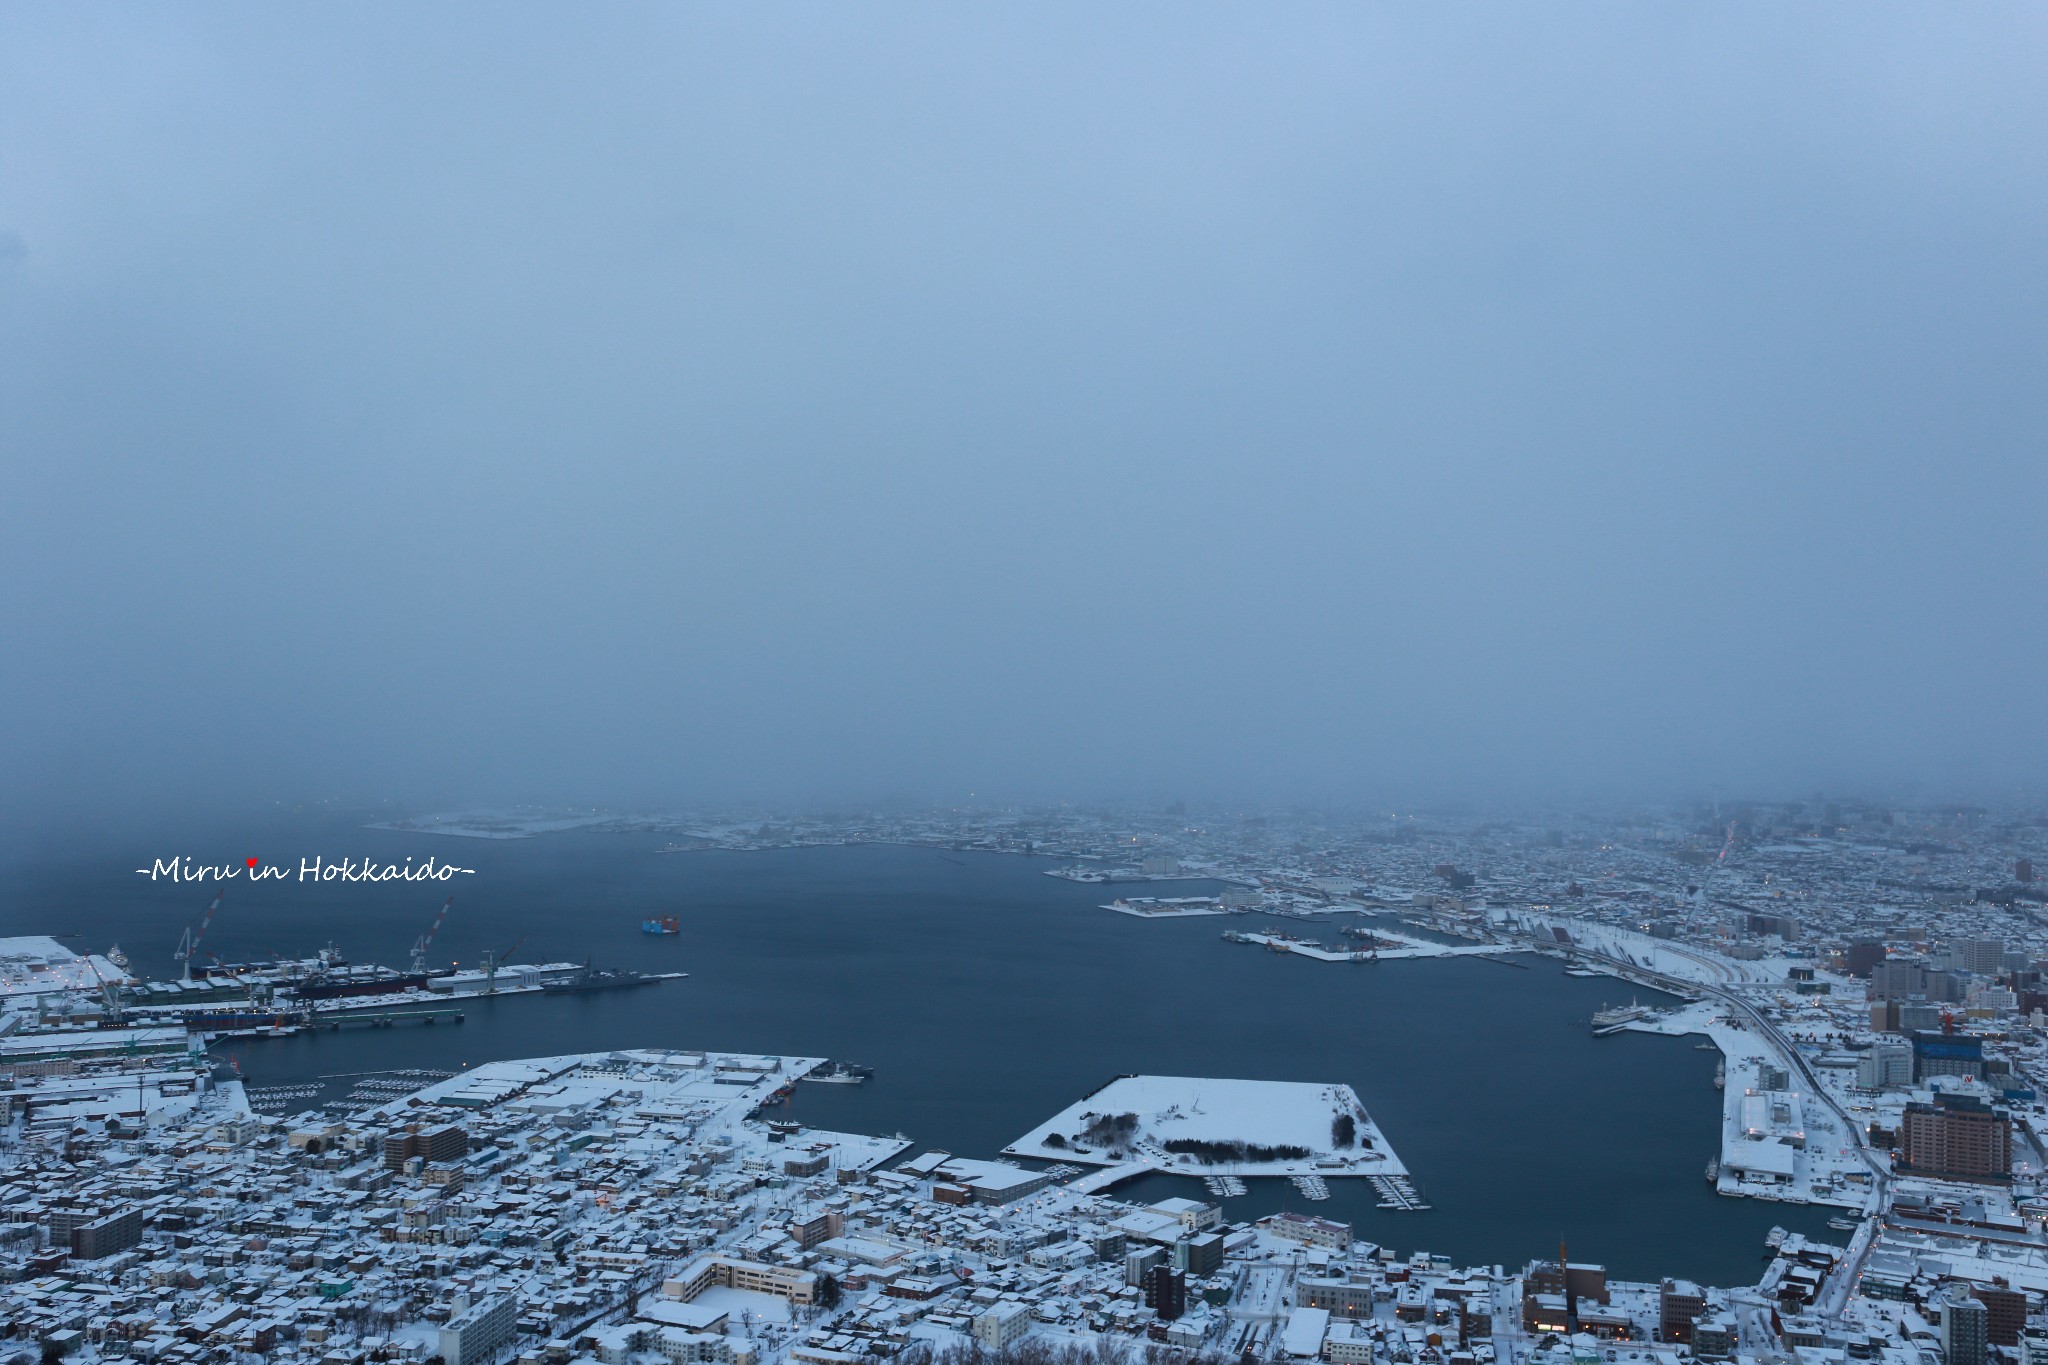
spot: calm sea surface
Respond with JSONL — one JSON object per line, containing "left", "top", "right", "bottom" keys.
{"left": 6, "top": 821, "right": 1840, "bottom": 1284}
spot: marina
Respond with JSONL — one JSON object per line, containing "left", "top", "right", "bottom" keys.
{"left": 1289, "top": 1174, "right": 1331, "bottom": 1201}
{"left": 1369, "top": 1174, "right": 1432, "bottom": 1211}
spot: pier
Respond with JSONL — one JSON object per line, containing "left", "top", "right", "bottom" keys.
{"left": 1063, "top": 1159, "right": 1159, "bottom": 1194}
{"left": 1223, "top": 927, "right": 1528, "bottom": 964}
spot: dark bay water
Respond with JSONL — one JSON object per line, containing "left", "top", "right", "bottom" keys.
{"left": 8, "top": 822, "right": 1838, "bottom": 1285}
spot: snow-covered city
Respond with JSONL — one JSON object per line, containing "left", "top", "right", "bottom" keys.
{"left": 10, "top": 798, "right": 2048, "bottom": 1365}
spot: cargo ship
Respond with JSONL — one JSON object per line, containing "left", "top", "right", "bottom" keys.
{"left": 181, "top": 1007, "right": 310, "bottom": 1033}
{"left": 292, "top": 966, "right": 450, "bottom": 1000}
{"left": 641, "top": 915, "right": 680, "bottom": 935}
{"left": 186, "top": 942, "right": 350, "bottom": 984}
{"left": 1590, "top": 1001, "right": 1653, "bottom": 1034}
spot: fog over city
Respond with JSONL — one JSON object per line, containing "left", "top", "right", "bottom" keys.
{"left": 3, "top": 5, "right": 2044, "bottom": 832}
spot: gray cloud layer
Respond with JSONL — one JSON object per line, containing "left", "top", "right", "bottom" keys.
{"left": 2, "top": 5, "right": 2044, "bottom": 816}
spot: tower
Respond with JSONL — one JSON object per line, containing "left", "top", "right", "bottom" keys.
{"left": 1561, "top": 1238, "right": 1578, "bottom": 1335}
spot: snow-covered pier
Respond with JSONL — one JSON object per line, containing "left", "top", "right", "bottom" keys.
{"left": 1224, "top": 927, "right": 1525, "bottom": 963}
{"left": 1005, "top": 1074, "right": 1405, "bottom": 1179}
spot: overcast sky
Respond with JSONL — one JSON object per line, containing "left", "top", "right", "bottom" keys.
{"left": 1, "top": 5, "right": 2043, "bottom": 820}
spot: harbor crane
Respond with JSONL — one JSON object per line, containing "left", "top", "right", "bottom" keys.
{"left": 410, "top": 896, "right": 455, "bottom": 974}
{"left": 481, "top": 933, "right": 529, "bottom": 994}
{"left": 174, "top": 892, "right": 225, "bottom": 982}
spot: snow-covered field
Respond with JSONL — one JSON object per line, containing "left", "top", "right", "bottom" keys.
{"left": 1101, "top": 897, "right": 1232, "bottom": 918}
{"left": 1004, "top": 1074, "right": 1406, "bottom": 1177}
{"left": 1229, "top": 928, "right": 1518, "bottom": 962}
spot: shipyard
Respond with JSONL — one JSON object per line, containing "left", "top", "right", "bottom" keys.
{"left": 2, "top": 882, "right": 683, "bottom": 1053}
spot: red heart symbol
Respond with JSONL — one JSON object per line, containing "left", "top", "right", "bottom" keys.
{"left": 246, "top": 857, "right": 259, "bottom": 868}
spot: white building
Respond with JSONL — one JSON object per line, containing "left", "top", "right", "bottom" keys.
{"left": 1858, "top": 1040, "right": 1913, "bottom": 1090}
{"left": 1324, "top": 1321, "right": 1377, "bottom": 1365}
{"left": 1279, "top": 1307, "right": 1330, "bottom": 1359}
{"left": 654, "top": 1328, "right": 742, "bottom": 1365}
{"left": 1148, "top": 1197, "right": 1222, "bottom": 1232}
{"left": 973, "top": 1303, "right": 1034, "bottom": 1351}
{"left": 438, "top": 1297, "right": 516, "bottom": 1365}
{"left": 1259, "top": 1211, "right": 1352, "bottom": 1250}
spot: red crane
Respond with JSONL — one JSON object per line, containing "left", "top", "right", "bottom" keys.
{"left": 410, "top": 896, "right": 455, "bottom": 974}
{"left": 175, "top": 892, "right": 225, "bottom": 982}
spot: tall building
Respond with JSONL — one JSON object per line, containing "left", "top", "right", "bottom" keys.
{"left": 1942, "top": 1293, "right": 1989, "bottom": 1365}
{"left": 1870, "top": 962, "right": 1927, "bottom": 1000}
{"left": 45, "top": 1208, "right": 94, "bottom": 1247}
{"left": 48, "top": 1207, "right": 142, "bottom": 1260}
{"left": 1899, "top": 1093, "right": 2012, "bottom": 1183}
{"left": 71, "top": 1209, "right": 143, "bottom": 1260}
{"left": 1845, "top": 941, "right": 1887, "bottom": 978}
{"left": 1925, "top": 971, "right": 1967, "bottom": 1004}
{"left": 438, "top": 1296, "right": 516, "bottom": 1365}
{"left": 1856, "top": 1040, "right": 1913, "bottom": 1090}
{"left": 385, "top": 1124, "right": 470, "bottom": 1170}
{"left": 1958, "top": 940, "right": 2008, "bottom": 976}
{"left": 1174, "top": 1232, "right": 1224, "bottom": 1276}
{"left": 1124, "top": 1245, "right": 1165, "bottom": 1288}
{"left": 1898, "top": 1003, "right": 1944, "bottom": 1033}
{"left": 1143, "top": 1265, "right": 1186, "bottom": 1321}
{"left": 973, "top": 1303, "right": 1034, "bottom": 1351}
{"left": 1974, "top": 1283, "right": 2028, "bottom": 1347}
{"left": 1659, "top": 1280, "right": 1707, "bottom": 1344}
{"left": 1912, "top": 1032, "right": 1985, "bottom": 1081}
{"left": 2017, "top": 858, "right": 2036, "bottom": 884}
